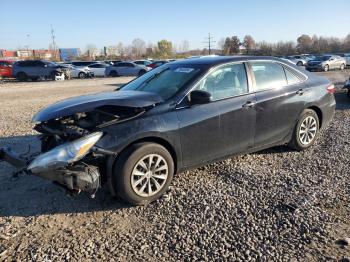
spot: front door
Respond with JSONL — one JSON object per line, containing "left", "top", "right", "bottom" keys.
{"left": 177, "top": 62, "right": 256, "bottom": 167}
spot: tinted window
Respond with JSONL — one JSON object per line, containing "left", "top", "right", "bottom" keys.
{"left": 251, "top": 62, "right": 287, "bottom": 91}
{"left": 122, "top": 65, "right": 201, "bottom": 100}
{"left": 195, "top": 63, "right": 248, "bottom": 101}
{"left": 284, "top": 68, "right": 301, "bottom": 85}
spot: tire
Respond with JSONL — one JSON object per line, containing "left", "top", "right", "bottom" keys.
{"left": 340, "top": 64, "right": 345, "bottom": 70}
{"left": 297, "top": 61, "right": 303, "bottom": 66}
{"left": 16, "top": 72, "right": 28, "bottom": 81}
{"left": 324, "top": 64, "right": 329, "bottom": 72}
{"left": 347, "top": 90, "right": 350, "bottom": 100}
{"left": 109, "top": 70, "right": 119, "bottom": 77}
{"left": 138, "top": 70, "right": 146, "bottom": 76}
{"left": 78, "top": 72, "right": 86, "bottom": 79}
{"left": 289, "top": 109, "right": 320, "bottom": 151}
{"left": 30, "top": 77, "right": 39, "bottom": 81}
{"left": 112, "top": 142, "right": 174, "bottom": 205}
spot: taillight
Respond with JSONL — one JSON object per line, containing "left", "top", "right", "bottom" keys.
{"left": 326, "top": 84, "right": 335, "bottom": 94}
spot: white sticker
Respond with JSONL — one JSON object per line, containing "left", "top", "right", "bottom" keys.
{"left": 174, "top": 67, "right": 194, "bottom": 73}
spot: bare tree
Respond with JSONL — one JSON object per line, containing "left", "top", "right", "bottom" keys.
{"left": 85, "top": 44, "right": 98, "bottom": 58}
{"left": 242, "top": 35, "right": 256, "bottom": 54}
{"left": 223, "top": 36, "right": 240, "bottom": 55}
{"left": 181, "top": 40, "right": 189, "bottom": 53}
{"left": 131, "top": 38, "right": 146, "bottom": 58}
{"left": 297, "top": 34, "right": 312, "bottom": 53}
{"left": 217, "top": 38, "right": 225, "bottom": 54}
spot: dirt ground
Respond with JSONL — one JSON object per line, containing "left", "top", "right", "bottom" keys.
{"left": 0, "top": 70, "right": 350, "bottom": 261}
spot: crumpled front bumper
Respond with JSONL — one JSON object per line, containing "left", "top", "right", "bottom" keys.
{"left": 0, "top": 147, "right": 101, "bottom": 196}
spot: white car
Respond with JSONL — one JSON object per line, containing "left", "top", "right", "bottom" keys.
{"left": 88, "top": 63, "right": 109, "bottom": 77}
{"left": 61, "top": 64, "right": 93, "bottom": 79}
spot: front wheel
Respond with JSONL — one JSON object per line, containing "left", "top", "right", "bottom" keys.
{"left": 324, "top": 64, "right": 329, "bottom": 72}
{"left": 112, "top": 143, "right": 174, "bottom": 205}
{"left": 289, "top": 109, "right": 319, "bottom": 151}
{"left": 340, "top": 64, "right": 345, "bottom": 70}
{"left": 297, "top": 61, "right": 303, "bottom": 66}
{"left": 78, "top": 72, "right": 86, "bottom": 79}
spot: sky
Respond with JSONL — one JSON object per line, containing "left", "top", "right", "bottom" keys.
{"left": 0, "top": 0, "right": 349, "bottom": 51}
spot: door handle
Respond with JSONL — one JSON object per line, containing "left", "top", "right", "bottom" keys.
{"left": 242, "top": 101, "right": 256, "bottom": 108}
{"left": 296, "top": 89, "right": 304, "bottom": 95}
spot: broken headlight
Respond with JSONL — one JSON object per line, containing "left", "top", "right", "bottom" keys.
{"left": 28, "top": 132, "right": 103, "bottom": 173}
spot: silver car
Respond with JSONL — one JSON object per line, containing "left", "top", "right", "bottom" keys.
{"left": 105, "top": 62, "right": 150, "bottom": 77}
{"left": 306, "top": 55, "right": 347, "bottom": 72}
{"left": 336, "top": 53, "right": 350, "bottom": 66}
{"left": 287, "top": 55, "right": 308, "bottom": 66}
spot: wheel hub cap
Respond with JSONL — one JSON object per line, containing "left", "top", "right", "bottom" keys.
{"left": 299, "top": 116, "right": 317, "bottom": 145}
{"left": 131, "top": 154, "right": 168, "bottom": 197}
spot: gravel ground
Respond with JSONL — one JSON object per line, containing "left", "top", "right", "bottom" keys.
{"left": 0, "top": 70, "right": 350, "bottom": 261}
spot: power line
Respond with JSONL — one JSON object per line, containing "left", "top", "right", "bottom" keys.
{"left": 203, "top": 33, "right": 216, "bottom": 54}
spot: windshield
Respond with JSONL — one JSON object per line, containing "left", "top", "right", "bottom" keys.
{"left": 314, "top": 56, "right": 331, "bottom": 61}
{"left": 121, "top": 64, "right": 202, "bottom": 100}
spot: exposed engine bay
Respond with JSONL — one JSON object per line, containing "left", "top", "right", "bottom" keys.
{"left": 0, "top": 90, "right": 163, "bottom": 198}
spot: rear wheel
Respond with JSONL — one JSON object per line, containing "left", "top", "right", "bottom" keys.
{"left": 289, "top": 109, "right": 319, "bottom": 151}
{"left": 340, "top": 63, "right": 345, "bottom": 70}
{"left": 16, "top": 72, "right": 28, "bottom": 81}
{"left": 112, "top": 142, "right": 174, "bottom": 205}
{"left": 324, "top": 64, "right": 329, "bottom": 72}
{"left": 297, "top": 61, "right": 303, "bottom": 66}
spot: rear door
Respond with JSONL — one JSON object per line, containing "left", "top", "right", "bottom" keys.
{"left": 249, "top": 61, "right": 307, "bottom": 148}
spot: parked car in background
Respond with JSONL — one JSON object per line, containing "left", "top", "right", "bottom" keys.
{"left": 133, "top": 60, "right": 153, "bottom": 67}
{"left": 12, "top": 60, "right": 69, "bottom": 81}
{"left": 88, "top": 63, "right": 109, "bottom": 77}
{"left": 71, "top": 61, "right": 97, "bottom": 68}
{"left": 147, "top": 60, "right": 171, "bottom": 69}
{"left": 283, "top": 56, "right": 307, "bottom": 66}
{"left": 306, "top": 55, "right": 346, "bottom": 71}
{"left": 335, "top": 53, "right": 350, "bottom": 66}
{"left": 105, "top": 60, "right": 123, "bottom": 65}
{"left": 105, "top": 62, "right": 149, "bottom": 77}
{"left": 0, "top": 60, "right": 14, "bottom": 78}
{"left": 56, "top": 63, "right": 94, "bottom": 79}
{"left": 0, "top": 56, "right": 335, "bottom": 205}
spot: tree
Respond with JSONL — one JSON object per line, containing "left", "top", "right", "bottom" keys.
{"left": 223, "top": 36, "right": 241, "bottom": 55}
{"left": 85, "top": 44, "right": 98, "bottom": 58}
{"left": 217, "top": 38, "right": 225, "bottom": 54}
{"left": 116, "top": 42, "right": 125, "bottom": 57}
{"left": 242, "top": 35, "right": 256, "bottom": 54}
{"left": 180, "top": 40, "right": 189, "bottom": 53}
{"left": 131, "top": 38, "right": 146, "bottom": 58}
{"left": 157, "top": 39, "right": 173, "bottom": 58}
{"left": 297, "top": 34, "right": 312, "bottom": 53}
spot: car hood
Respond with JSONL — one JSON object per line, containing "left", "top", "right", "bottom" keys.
{"left": 32, "top": 90, "right": 163, "bottom": 122}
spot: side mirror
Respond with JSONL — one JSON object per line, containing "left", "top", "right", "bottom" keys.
{"left": 190, "top": 90, "right": 212, "bottom": 105}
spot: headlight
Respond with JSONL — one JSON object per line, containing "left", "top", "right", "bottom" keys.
{"left": 28, "top": 132, "right": 103, "bottom": 173}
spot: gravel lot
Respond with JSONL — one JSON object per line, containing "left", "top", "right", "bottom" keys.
{"left": 0, "top": 70, "right": 350, "bottom": 261}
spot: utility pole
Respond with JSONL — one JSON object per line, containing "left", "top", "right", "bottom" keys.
{"left": 51, "top": 25, "right": 57, "bottom": 60}
{"left": 203, "top": 33, "right": 216, "bottom": 55}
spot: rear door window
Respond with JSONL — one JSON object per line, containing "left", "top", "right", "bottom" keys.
{"left": 250, "top": 62, "right": 287, "bottom": 91}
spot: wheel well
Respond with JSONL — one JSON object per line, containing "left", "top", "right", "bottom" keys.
{"left": 119, "top": 137, "right": 177, "bottom": 173}
{"left": 307, "top": 106, "right": 323, "bottom": 128}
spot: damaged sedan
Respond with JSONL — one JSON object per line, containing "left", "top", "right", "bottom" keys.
{"left": 0, "top": 56, "right": 336, "bottom": 205}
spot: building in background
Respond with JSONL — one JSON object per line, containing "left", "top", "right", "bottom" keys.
{"left": 17, "top": 50, "right": 34, "bottom": 59}
{"left": 0, "top": 50, "right": 18, "bottom": 60}
{"left": 33, "top": 49, "right": 58, "bottom": 60}
{"left": 104, "top": 46, "right": 120, "bottom": 57}
{"left": 59, "top": 48, "right": 80, "bottom": 61}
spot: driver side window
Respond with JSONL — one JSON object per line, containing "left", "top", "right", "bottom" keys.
{"left": 194, "top": 63, "right": 248, "bottom": 101}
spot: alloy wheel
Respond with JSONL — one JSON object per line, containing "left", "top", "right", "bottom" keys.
{"left": 131, "top": 154, "right": 169, "bottom": 197}
{"left": 299, "top": 116, "right": 317, "bottom": 145}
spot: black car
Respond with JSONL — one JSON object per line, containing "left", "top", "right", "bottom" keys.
{"left": 0, "top": 56, "right": 336, "bottom": 205}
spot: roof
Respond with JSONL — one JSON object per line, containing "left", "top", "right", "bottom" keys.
{"left": 173, "top": 56, "right": 286, "bottom": 66}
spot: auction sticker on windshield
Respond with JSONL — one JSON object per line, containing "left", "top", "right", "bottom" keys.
{"left": 174, "top": 68, "right": 195, "bottom": 73}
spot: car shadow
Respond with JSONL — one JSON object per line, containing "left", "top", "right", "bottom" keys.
{"left": 0, "top": 135, "right": 130, "bottom": 217}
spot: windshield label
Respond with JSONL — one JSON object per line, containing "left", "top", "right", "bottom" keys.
{"left": 174, "top": 68, "right": 194, "bottom": 73}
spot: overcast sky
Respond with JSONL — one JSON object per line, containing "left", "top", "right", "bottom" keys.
{"left": 1, "top": 0, "right": 349, "bottom": 51}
